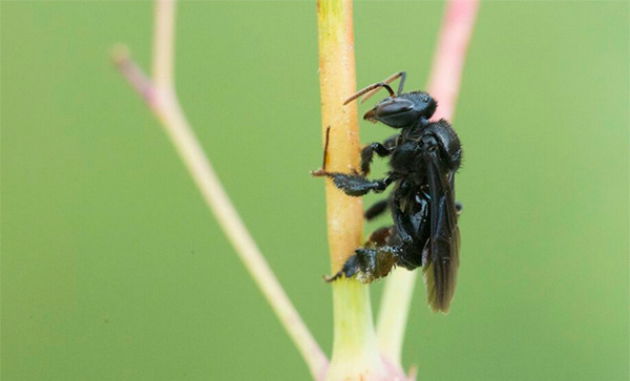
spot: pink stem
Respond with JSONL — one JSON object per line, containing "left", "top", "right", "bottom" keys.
{"left": 428, "top": 0, "right": 480, "bottom": 121}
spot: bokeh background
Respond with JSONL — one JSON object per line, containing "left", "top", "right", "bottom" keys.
{"left": 2, "top": 1, "right": 628, "bottom": 380}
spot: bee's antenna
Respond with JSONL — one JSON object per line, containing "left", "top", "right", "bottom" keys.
{"left": 343, "top": 72, "right": 407, "bottom": 105}
{"left": 343, "top": 83, "right": 395, "bottom": 105}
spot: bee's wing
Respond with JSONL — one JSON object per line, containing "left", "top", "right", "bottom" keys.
{"left": 422, "top": 156, "right": 460, "bottom": 313}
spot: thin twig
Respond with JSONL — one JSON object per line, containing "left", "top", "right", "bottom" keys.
{"left": 152, "top": 0, "right": 175, "bottom": 90}
{"left": 113, "top": 1, "right": 328, "bottom": 379}
{"left": 376, "top": 0, "right": 480, "bottom": 366}
{"left": 428, "top": 0, "right": 480, "bottom": 122}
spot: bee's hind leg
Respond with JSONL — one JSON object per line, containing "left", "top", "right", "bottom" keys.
{"left": 325, "top": 227, "right": 401, "bottom": 283}
{"left": 365, "top": 199, "right": 389, "bottom": 220}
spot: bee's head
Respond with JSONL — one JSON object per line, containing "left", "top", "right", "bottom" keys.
{"left": 364, "top": 91, "right": 437, "bottom": 128}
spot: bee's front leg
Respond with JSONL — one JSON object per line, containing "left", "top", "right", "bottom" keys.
{"left": 360, "top": 134, "right": 398, "bottom": 175}
{"left": 312, "top": 171, "right": 395, "bottom": 197}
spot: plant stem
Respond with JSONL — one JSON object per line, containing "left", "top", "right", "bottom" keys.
{"left": 376, "top": 268, "right": 416, "bottom": 366}
{"left": 316, "top": 1, "right": 410, "bottom": 380}
{"left": 315, "top": 0, "right": 371, "bottom": 376}
{"left": 316, "top": 0, "right": 363, "bottom": 273}
{"left": 327, "top": 279, "right": 384, "bottom": 381}
{"left": 428, "top": 0, "right": 480, "bottom": 122}
{"left": 376, "top": 0, "right": 480, "bottom": 366}
{"left": 152, "top": 0, "right": 176, "bottom": 90}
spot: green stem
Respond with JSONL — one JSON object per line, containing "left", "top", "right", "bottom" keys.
{"left": 326, "top": 279, "right": 384, "bottom": 381}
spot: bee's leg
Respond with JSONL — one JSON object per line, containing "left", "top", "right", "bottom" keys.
{"left": 360, "top": 143, "right": 391, "bottom": 175}
{"left": 313, "top": 172, "right": 395, "bottom": 197}
{"left": 365, "top": 199, "right": 389, "bottom": 220}
{"left": 325, "top": 255, "right": 361, "bottom": 282}
{"left": 360, "top": 135, "right": 398, "bottom": 175}
{"left": 326, "top": 227, "right": 401, "bottom": 283}
{"left": 325, "top": 245, "right": 402, "bottom": 283}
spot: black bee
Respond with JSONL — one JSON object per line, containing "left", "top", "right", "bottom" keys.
{"left": 314, "top": 72, "right": 462, "bottom": 312}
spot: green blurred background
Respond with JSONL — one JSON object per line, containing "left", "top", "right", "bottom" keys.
{"left": 2, "top": 1, "right": 628, "bottom": 380}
